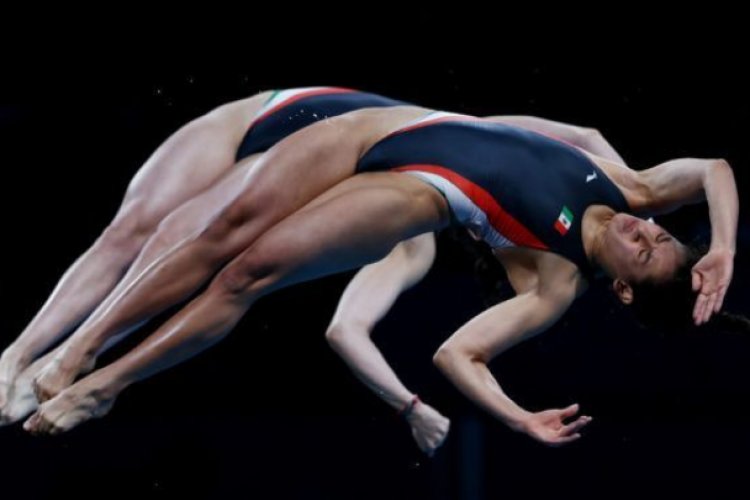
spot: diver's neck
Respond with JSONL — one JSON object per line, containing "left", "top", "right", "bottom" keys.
{"left": 581, "top": 204, "right": 615, "bottom": 273}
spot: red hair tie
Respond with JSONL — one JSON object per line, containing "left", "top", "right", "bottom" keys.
{"left": 399, "top": 395, "right": 421, "bottom": 418}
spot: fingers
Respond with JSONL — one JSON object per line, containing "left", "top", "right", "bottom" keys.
{"left": 703, "top": 293, "right": 717, "bottom": 324}
{"left": 547, "top": 417, "right": 590, "bottom": 447}
{"left": 424, "top": 437, "right": 443, "bottom": 458}
{"left": 693, "top": 292, "right": 710, "bottom": 325}
{"left": 692, "top": 252, "right": 734, "bottom": 324}
{"left": 431, "top": 435, "right": 448, "bottom": 456}
{"left": 413, "top": 420, "right": 450, "bottom": 457}
{"left": 691, "top": 268, "right": 717, "bottom": 324}
{"left": 417, "top": 434, "right": 446, "bottom": 457}
{"left": 692, "top": 270, "right": 701, "bottom": 292}
{"left": 700, "top": 293, "right": 715, "bottom": 325}
{"left": 535, "top": 407, "right": 591, "bottom": 447}
{"left": 559, "top": 403, "right": 580, "bottom": 419}
{"left": 538, "top": 431, "right": 583, "bottom": 447}
{"left": 560, "top": 415, "right": 592, "bottom": 436}
{"left": 714, "top": 286, "right": 727, "bottom": 313}
{"left": 553, "top": 433, "right": 582, "bottom": 446}
{"left": 694, "top": 290, "right": 722, "bottom": 325}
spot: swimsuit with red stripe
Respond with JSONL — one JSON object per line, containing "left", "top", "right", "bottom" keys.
{"left": 235, "top": 88, "right": 407, "bottom": 162}
{"left": 356, "top": 118, "right": 632, "bottom": 279}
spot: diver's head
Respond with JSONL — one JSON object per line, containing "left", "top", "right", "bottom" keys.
{"left": 596, "top": 213, "right": 690, "bottom": 298}
{"left": 608, "top": 231, "right": 706, "bottom": 333}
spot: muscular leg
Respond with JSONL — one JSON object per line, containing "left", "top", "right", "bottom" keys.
{"left": 120, "top": 156, "right": 262, "bottom": 281}
{"left": 23, "top": 171, "right": 451, "bottom": 434}
{"left": 28, "top": 112, "right": 379, "bottom": 402}
{"left": 20, "top": 155, "right": 261, "bottom": 409}
{"left": 0, "top": 92, "right": 271, "bottom": 410}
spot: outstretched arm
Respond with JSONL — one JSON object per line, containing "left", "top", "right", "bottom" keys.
{"left": 433, "top": 275, "right": 592, "bottom": 446}
{"left": 326, "top": 232, "right": 449, "bottom": 455}
{"left": 485, "top": 115, "right": 628, "bottom": 164}
{"left": 635, "top": 158, "right": 739, "bottom": 324}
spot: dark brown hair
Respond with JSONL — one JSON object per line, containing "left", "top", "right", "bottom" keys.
{"left": 627, "top": 240, "right": 749, "bottom": 336}
{"left": 441, "top": 226, "right": 512, "bottom": 306}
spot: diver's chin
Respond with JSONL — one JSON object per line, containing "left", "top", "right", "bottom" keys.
{"left": 589, "top": 222, "right": 612, "bottom": 273}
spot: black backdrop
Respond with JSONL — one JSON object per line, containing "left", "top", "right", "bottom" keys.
{"left": 1, "top": 20, "right": 749, "bottom": 500}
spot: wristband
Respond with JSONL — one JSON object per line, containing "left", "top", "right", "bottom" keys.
{"left": 399, "top": 395, "right": 421, "bottom": 418}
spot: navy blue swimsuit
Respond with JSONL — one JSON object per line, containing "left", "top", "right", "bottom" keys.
{"left": 235, "top": 87, "right": 407, "bottom": 162}
{"left": 356, "top": 113, "right": 633, "bottom": 280}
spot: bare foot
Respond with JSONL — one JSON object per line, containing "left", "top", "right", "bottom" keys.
{"left": 0, "top": 381, "right": 12, "bottom": 416}
{"left": 23, "top": 376, "right": 116, "bottom": 436}
{"left": 0, "top": 347, "right": 92, "bottom": 426}
{"left": 0, "top": 348, "right": 30, "bottom": 410}
{"left": 0, "top": 380, "right": 11, "bottom": 410}
{"left": 32, "top": 353, "right": 96, "bottom": 403}
{"left": 0, "top": 362, "right": 41, "bottom": 425}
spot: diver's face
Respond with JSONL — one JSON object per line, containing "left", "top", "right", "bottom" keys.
{"left": 601, "top": 213, "right": 686, "bottom": 285}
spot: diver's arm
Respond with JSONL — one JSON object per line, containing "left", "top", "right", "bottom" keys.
{"left": 638, "top": 158, "right": 738, "bottom": 323}
{"left": 326, "top": 233, "right": 436, "bottom": 411}
{"left": 325, "top": 232, "right": 449, "bottom": 454}
{"left": 637, "top": 158, "right": 737, "bottom": 247}
{"left": 433, "top": 273, "right": 591, "bottom": 446}
{"left": 485, "top": 115, "right": 628, "bottom": 164}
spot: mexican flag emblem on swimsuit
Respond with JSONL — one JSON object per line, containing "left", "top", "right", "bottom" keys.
{"left": 554, "top": 206, "right": 574, "bottom": 235}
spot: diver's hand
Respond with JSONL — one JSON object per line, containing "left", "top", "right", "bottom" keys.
{"left": 521, "top": 403, "right": 592, "bottom": 447}
{"left": 691, "top": 247, "right": 734, "bottom": 325}
{"left": 405, "top": 400, "right": 450, "bottom": 456}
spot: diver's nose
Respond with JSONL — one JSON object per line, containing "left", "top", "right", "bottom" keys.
{"left": 633, "top": 224, "right": 656, "bottom": 246}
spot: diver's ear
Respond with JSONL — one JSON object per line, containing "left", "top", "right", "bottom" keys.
{"left": 612, "top": 278, "right": 633, "bottom": 304}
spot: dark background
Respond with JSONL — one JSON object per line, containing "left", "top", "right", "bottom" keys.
{"left": 1, "top": 18, "right": 748, "bottom": 499}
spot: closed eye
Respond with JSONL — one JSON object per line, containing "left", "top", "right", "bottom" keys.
{"left": 637, "top": 232, "right": 671, "bottom": 264}
{"left": 646, "top": 233, "right": 672, "bottom": 263}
